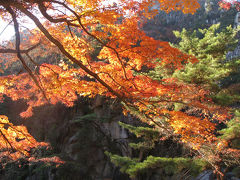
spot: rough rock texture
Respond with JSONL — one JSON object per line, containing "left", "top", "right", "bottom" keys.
{"left": 0, "top": 96, "right": 133, "bottom": 180}
{"left": 143, "top": 0, "right": 237, "bottom": 42}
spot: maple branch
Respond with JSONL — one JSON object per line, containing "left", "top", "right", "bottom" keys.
{"left": 76, "top": 11, "right": 129, "bottom": 80}
{"left": 15, "top": 2, "right": 182, "bottom": 133}
{"left": 123, "top": 102, "right": 174, "bottom": 137}
{"left": 0, "top": 128, "right": 26, "bottom": 157}
{"left": 67, "top": 23, "right": 74, "bottom": 38}
{"left": 47, "top": 0, "right": 129, "bottom": 80}
{"left": 0, "top": 42, "right": 41, "bottom": 54}
{"left": 15, "top": 3, "right": 125, "bottom": 102}
{"left": 0, "top": 129, "right": 15, "bottom": 151}
{"left": 5, "top": 6, "right": 50, "bottom": 104}
{"left": 6, "top": 123, "right": 34, "bottom": 144}
{"left": 25, "top": 53, "right": 40, "bottom": 67}
{"left": 25, "top": 53, "right": 64, "bottom": 92}
{"left": 196, "top": 149, "right": 225, "bottom": 178}
{"left": 25, "top": 53, "right": 59, "bottom": 76}
{"left": 37, "top": 1, "right": 79, "bottom": 27}
{"left": 97, "top": 71, "right": 130, "bottom": 94}
{"left": 0, "top": 20, "right": 13, "bottom": 37}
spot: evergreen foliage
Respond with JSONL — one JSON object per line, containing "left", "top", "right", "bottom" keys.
{"left": 145, "top": 24, "right": 240, "bottom": 107}
{"left": 105, "top": 153, "right": 208, "bottom": 179}
{"left": 213, "top": 90, "right": 240, "bottom": 105}
{"left": 145, "top": 24, "right": 239, "bottom": 90}
{"left": 106, "top": 122, "right": 208, "bottom": 179}
{"left": 119, "top": 23, "right": 240, "bottom": 178}
{"left": 215, "top": 58, "right": 240, "bottom": 105}
{"left": 172, "top": 24, "right": 239, "bottom": 89}
{"left": 219, "top": 110, "right": 240, "bottom": 148}
{"left": 118, "top": 122, "right": 160, "bottom": 150}
{"left": 70, "top": 113, "right": 98, "bottom": 123}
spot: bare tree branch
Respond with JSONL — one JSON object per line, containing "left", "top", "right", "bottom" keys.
{"left": 40, "top": 1, "right": 129, "bottom": 80}
{"left": 0, "top": 42, "right": 41, "bottom": 54}
{"left": 5, "top": 5, "right": 50, "bottom": 103}
{"left": 0, "top": 20, "right": 13, "bottom": 37}
{"left": 14, "top": 2, "right": 126, "bottom": 101}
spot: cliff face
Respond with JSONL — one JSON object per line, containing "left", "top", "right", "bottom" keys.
{"left": 0, "top": 97, "right": 133, "bottom": 180}
{"left": 143, "top": 0, "right": 237, "bottom": 42}
{"left": 1, "top": 96, "right": 239, "bottom": 180}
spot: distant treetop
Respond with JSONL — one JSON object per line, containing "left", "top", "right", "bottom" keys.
{"left": 219, "top": 0, "right": 240, "bottom": 10}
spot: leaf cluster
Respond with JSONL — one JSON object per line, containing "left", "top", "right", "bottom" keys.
{"left": 172, "top": 24, "right": 239, "bottom": 89}
{"left": 105, "top": 152, "right": 208, "bottom": 178}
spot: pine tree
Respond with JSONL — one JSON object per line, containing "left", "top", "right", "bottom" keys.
{"left": 219, "top": 110, "right": 240, "bottom": 149}
{"left": 172, "top": 23, "right": 239, "bottom": 90}
{"left": 106, "top": 122, "right": 208, "bottom": 179}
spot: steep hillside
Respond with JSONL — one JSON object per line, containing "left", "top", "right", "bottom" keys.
{"left": 143, "top": 0, "right": 237, "bottom": 42}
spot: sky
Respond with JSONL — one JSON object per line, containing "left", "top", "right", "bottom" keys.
{"left": 0, "top": 0, "right": 118, "bottom": 43}
{"left": 0, "top": 20, "right": 15, "bottom": 43}
{"left": 0, "top": 19, "right": 37, "bottom": 43}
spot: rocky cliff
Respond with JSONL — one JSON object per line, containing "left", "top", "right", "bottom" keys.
{"left": 143, "top": 0, "right": 237, "bottom": 42}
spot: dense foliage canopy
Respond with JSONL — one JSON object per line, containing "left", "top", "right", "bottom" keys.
{"left": 0, "top": 0, "right": 239, "bottom": 179}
